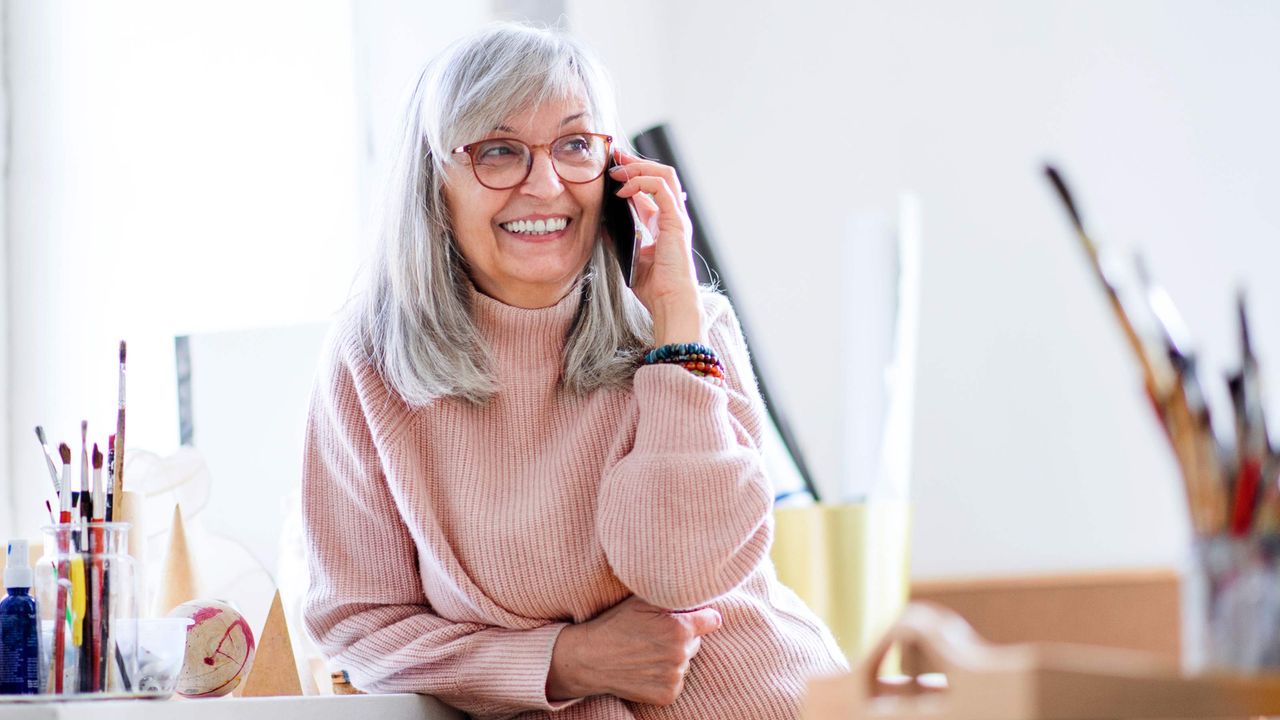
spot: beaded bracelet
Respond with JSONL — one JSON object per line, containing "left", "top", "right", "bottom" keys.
{"left": 644, "top": 342, "right": 716, "bottom": 364}
{"left": 644, "top": 342, "right": 726, "bottom": 386}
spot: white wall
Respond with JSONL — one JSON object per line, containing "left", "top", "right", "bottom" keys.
{"left": 349, "top": 1, "right": 488, "bottom": 232}
{"left": 5, "top": 0, "right": 363, "bottom": 540}
{"left": 0, "top": 1, "right": 10, "bottom": 539}
{"left": 571, "top": 1, "right": 1280, "bottom": 578}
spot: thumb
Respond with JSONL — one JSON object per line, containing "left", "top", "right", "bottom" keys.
{"left": 683, "top": 608, "right": 723, "bottom": 637}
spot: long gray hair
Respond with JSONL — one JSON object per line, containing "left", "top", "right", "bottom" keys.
{"left": 358, "top": 23, "right": 653, "bottom": 406}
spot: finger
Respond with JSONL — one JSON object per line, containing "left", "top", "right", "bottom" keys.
{"left": 632, "top": 191, "right": 659, "bottom": 215}
{"left": 611, "top": 149, "right": 682, "bottom": 191}
{"left": 685, "top": 636, "right": 702, "bottom": 659}
{"left": 615, "top": 176, "right": 685, "bottom": 231}
{"left": 632, "top": 192, "right": 660, "bottom": 230}
{"left": 609, "top": 156, "right": 684, "bottom": 198}
{"left": 681, "top": 608, "right": 723, "bottom": 637}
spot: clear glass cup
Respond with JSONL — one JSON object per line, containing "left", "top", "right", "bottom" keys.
{"left": 115, "top": 617, "right": 193, "bottom": 697}
{"left": 1182, "top": 535, "right": 1280, "bottom": 672}
{"left": 34, "top": 522, "right": 139, "bottom": 695}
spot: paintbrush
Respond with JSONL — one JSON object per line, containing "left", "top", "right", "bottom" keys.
{"left": 58, "top": 443, "right": 73, "bottom": 525}
{"left": 105, "top": 434, "right": 116, "bottom": 522}
{"left": 1043, "top": 165, "right": 1175, "bottom": 401}
{"left": 91, "top": 445, "right": 105, "bottom": 526}
{"left": 79, "top": 421, "right": 91, "bottom": 534}
{"left": 35, "top": 426, "right": 62, "bottom": 497}
{"left": 89, "top": 444, "right": 105, "bottom": 691}
{"left": 112, "top": 342, "right": 127, "bottom": 521}
{"left": 1232, "top": 292, "right": 1270, "bottom": 534}
{"left": 1133, "top": 254, "right": 1229, "bottom": 534}
{"left": 53, "top": 443, "right": 73, "bottom": 693}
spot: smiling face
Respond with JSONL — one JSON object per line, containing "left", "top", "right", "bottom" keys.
{"left": 443, "top": 94, "right": 605, "bottom": 309}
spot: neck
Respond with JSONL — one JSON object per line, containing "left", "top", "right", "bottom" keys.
{"left": 469, "top": 274, "right": 578, "bottom": 310}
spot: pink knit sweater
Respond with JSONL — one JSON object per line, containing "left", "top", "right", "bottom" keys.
{"left": 302, "top": 287, "right": 847, "bottom": 719}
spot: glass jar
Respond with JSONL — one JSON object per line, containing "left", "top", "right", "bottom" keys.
{"left": 1182, "top": 534, "right": 1280, "bottom": 672}
{"left": 34, "top": 522, "right": 139, "bottom": 695}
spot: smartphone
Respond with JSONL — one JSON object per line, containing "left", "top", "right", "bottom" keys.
{"left": 603, "top": 158, "right": 641, "bottom": 287}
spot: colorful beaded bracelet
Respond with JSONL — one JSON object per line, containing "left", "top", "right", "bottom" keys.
{"left": 644, "top": 342, "right": 726, "bottom": 386}
{"left": 644, "top": 342, "right": 718, "bottom": 364}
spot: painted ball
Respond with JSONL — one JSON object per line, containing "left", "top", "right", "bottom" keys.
{"left": 166, "top": 599, "right": 257, "bottom": 698}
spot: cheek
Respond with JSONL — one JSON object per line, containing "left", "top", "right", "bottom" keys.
{"left": 574, "top": 184, "right": 604, "bottom": 238}
{"left": 443, "top": 179, "right": 507, "bottom": 251}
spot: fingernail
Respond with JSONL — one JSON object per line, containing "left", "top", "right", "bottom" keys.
{"left": 608, "top": 166, "right": 625, "bottom": 176}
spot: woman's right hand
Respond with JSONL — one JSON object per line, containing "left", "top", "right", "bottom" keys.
{"left": 547, "top": 595, "right": 722, "bottom": 706}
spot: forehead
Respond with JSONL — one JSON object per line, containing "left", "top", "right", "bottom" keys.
{"left": 494, "top": 93, "right": 592, "bottom": 138}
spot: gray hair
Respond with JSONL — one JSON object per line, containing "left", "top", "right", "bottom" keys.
{"left": 357, "top": 22, "right": 653, "bottom": 406}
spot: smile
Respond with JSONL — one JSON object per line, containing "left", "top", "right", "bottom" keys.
{"left": 499, "top": 217, "right": 569, "bottom": 236}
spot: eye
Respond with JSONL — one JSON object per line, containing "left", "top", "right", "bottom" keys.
{"left": 555, "top": 135, "right": 592, "bottom": 156}
{"left": 474, "top": 140, "right": 523, "bottom": 163}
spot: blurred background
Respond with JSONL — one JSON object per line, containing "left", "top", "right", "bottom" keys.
{"left": 2, "top": 0, "right": 1278, "bottom": 584}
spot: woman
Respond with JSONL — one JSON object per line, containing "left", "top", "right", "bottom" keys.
{"left": 302, "top": 22, "right": 847, "bottom": 720}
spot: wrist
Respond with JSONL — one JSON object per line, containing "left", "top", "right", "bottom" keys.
{"left": 650, "top": 294, "right": 705, "bottom": 346}
{"left": 547, "top": 623, "right": 593, "bottom": 701}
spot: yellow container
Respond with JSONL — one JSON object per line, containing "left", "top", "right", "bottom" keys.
{"left": 772, "top": 501, "right": 911, "bottom": 666}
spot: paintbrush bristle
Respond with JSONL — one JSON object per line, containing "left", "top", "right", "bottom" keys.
{"left": 1044, "top": 164, "right": 1086, "bottom": 234}
{"left": 1238, "top": 291, "right": 1254, "bottom": 358}
{"left": 59, "top": 443, "right": 71, "bottom": 465}
{"left": 119, "top": 340, "right": 127, "bottom": 364}
{"left": 36, "top": 426, "right": 47, "bottom": 444}
{"left": 92, "top": 444, "right": 103, "bottom": 468}
{"left": 81, "top": 420, "right": 87, "bottom": 439}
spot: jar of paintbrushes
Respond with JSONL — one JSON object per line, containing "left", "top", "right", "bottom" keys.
{"left": 1045, "top": 165, "right": 1280, "bottom": 675}
{"left": 34, "top": 522, "right": 139, "bottom": 695}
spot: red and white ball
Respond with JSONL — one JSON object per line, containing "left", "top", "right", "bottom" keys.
{"left": 167, "top": 599, "right": 257, "bottom": 698}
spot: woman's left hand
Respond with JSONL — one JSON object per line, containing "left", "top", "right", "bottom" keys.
{"left": 608, "top": 151, "right": 705, "bottom": 346}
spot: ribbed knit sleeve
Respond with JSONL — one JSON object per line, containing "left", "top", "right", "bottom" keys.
{"left": 301, "top": 331, "right": 581, "bottom": 719}
{"left": 596, "top": 294, "right": 774, "bottom": 610}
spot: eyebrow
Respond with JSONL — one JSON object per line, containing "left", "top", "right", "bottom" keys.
{"left": 492, "top": 111, "right": 590, "bottom": 134}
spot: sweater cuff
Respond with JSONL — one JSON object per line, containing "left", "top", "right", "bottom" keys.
{"left": 456, "top": 622, "right": 582, "bottom": 712}
{"left": 632, "top": 364, "right": 737, "bottom": 455}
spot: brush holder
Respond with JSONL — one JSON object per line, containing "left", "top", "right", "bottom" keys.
{"left": 34, "top": 522, "right": 139, "bottom": 695}
{"left": 1182, "top": 534, "right": 1280, "bottom": 672}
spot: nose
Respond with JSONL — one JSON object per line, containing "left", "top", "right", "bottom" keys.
{"left": 520, "top": 148, "right": 564, "bottom": 199}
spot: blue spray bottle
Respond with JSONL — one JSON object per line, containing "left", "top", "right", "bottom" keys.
{"left": 1, "top": 539, "right": 41, "bottom": 694}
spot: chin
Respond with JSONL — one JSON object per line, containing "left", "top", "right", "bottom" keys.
{"left": 499, "top": 244, "right": 592, "bottom": 282}
{"left": 506, "top": 262, "right": 585, "bottom": 289}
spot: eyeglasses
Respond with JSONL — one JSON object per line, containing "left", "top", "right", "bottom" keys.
{"left": 450, "top": 132, "right": 613, "bottom": 190}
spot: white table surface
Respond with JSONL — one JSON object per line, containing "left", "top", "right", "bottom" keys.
{"left": 0, "top": 694, "right": 465, "bottom": 720}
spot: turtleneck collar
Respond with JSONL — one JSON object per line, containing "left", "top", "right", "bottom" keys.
{"left": 469, "top": 281, "right": 584, "bottom": 358}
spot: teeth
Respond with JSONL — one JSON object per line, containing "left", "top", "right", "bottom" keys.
{"left": 502, "top": 217, "right": 567, "bottom": 235}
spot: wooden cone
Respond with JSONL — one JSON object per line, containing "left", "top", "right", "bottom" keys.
{"left": 152, "top": 503, "right": 198, "bottom": 617}
{"left": 241, "top": 590, "right": 303, "bottom": 697}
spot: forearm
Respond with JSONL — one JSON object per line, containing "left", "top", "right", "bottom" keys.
{"left": 309, "top": 596, "right": 575, "bottom": 716}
